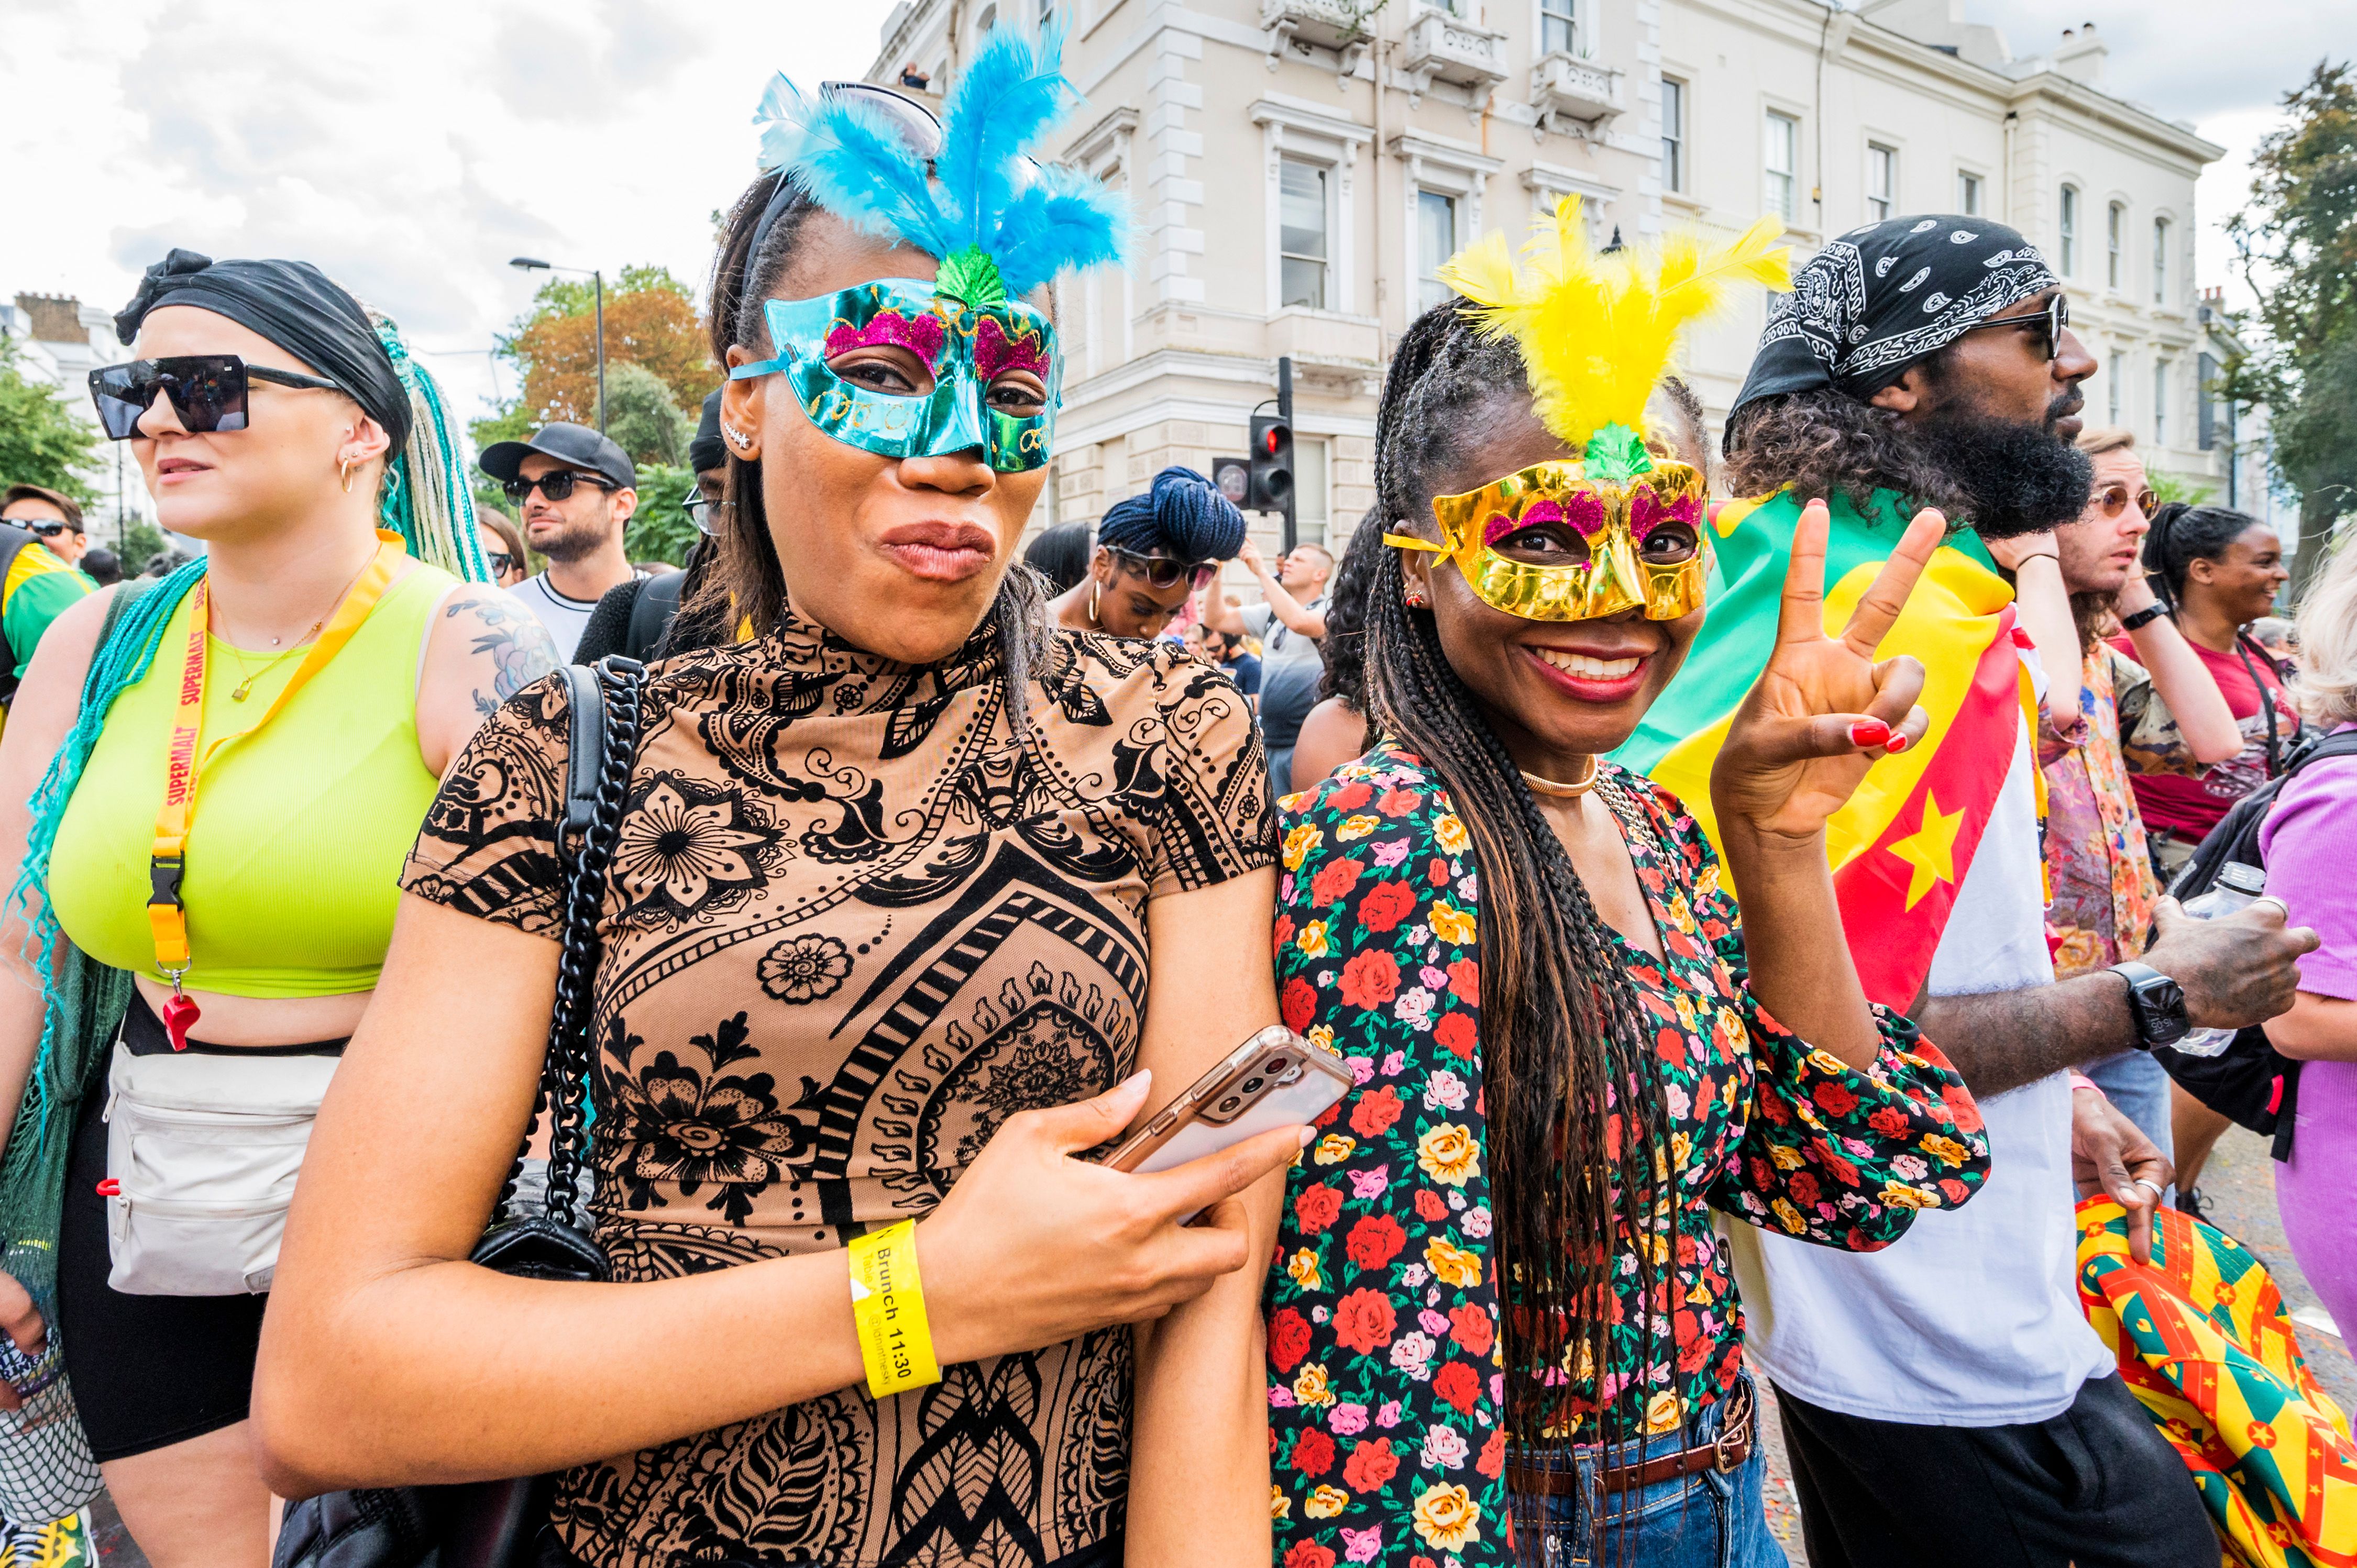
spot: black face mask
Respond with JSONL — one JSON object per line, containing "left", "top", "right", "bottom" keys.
{"left": 1907, "top": 404, "right": 2094, "bottom": 541}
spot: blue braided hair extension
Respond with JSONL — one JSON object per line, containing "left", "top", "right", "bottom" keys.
{"left": 1098, "top": 466, "right": 1247, "bottom": 561}
{"left": 372, "top": 313, "right": 492, "bottom": 582}
{"left": 7, "top": 560, "right": 206, "bottom": 1139}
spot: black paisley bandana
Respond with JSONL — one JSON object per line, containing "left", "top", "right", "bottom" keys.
{"left": 1731, "top": 215, "right": 2060, "bottom": 425}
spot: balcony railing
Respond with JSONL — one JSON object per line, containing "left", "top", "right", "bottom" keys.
{"left": 1401, "top": 8, "right": 1509, "bottom": 109}
{"left": 1262, "top": 0, "right": 1377, "bottom": 76}
{"left": 1530, "top": 51, "right": 1624, "bottom": 138}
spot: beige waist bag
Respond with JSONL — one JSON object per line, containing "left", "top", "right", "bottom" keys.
{"left": 103, "top": 1043, "right": 340, "bottom": 1296}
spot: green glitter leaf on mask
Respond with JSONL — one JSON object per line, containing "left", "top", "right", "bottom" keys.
{"left": 1581, "top": 423, "right": 1655, "bottom": 487}
{"left": 936, "top": 245, "right": 1008, "bottom": 309}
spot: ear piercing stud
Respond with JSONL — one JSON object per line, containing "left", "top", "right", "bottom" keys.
{"left": 723, "top": 422, "right": 756, "bottom": 454}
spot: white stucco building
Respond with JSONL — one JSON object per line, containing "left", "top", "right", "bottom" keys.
{"left": 2, "top": 291, "right": 158, "bottom": 546}
{"left": 867, "top": 0, "right": 2258, "bottom": 561}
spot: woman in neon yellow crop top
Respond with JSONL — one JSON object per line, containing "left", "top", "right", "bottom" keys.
{"left": 0, "top": 253, "right": 559, "bottom": 1568}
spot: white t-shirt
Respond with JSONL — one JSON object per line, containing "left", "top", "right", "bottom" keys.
{"left": 511, "top": 571, "right": 628, "bottom": 662}
{"left": 1241, "top": 596, "right": 1327, "bottom": 671}
{"left": 1729, "top": 687, "right": 2116, "bottom": 1427}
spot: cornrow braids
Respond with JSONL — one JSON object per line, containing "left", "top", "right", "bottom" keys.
{"left": 682, "top": 168, "right": 1047, "bottom": 720}
{"left": 1314, "top": 507, "right": 1386, "bottom": 715}
{"left": 1369, "top": 300, "right": 1676, "bottom": 1558}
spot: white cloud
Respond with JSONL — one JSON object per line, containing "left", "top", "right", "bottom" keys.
{"left": 0, "top": 0, "right": 904, "bottom": 423}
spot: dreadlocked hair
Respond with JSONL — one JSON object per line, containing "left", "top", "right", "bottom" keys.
{"left": 1724, "top": 385, "right": 1975, "bottom": 517}
{"left": 1368, "top": 299, "right": 1676, "bottom": 1550}
{"left": 1314, "top": 507, "right": 1386, "bottom": 715}
{"left": 686, "top": 169, "right": 1048, "bottom": 715}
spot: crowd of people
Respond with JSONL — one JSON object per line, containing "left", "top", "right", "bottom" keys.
{"left": 0, "top": 26, "right": 2347, "bottom": 1568}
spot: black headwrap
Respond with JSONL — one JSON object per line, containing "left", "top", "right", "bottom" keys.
{"left": 1730, "top": 215, "right": 2059, "bottom": 423}
{"left": 113, "top": 248, "right": 412, "bottom": 452}
{"left": 687, "top": 389, "right": 726, "bottom": 474}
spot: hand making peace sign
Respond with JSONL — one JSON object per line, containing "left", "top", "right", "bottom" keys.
{"left": 1711, "top": 499, "right": 1948, "bottom": 842}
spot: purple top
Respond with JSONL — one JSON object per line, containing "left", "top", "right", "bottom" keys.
{"left": 2259, "top": 722, "right": 2357, "bottom": 1001}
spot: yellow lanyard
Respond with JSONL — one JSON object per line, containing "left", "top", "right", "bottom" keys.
{"left": 146, "top": 531, "right": 403, "bottom": 1025}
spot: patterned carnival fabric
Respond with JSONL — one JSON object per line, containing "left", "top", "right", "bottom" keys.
{"left": 2077, "top": 1198, "right": 2357, "bottom": 1568}
{"left": 1614, "top": 488, "right": 2033, "bottom": 1010}
{"left": 1263, "top": 743, "right": 1989, "bottom": 1568}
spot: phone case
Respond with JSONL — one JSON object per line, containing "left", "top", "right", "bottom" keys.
{"left": 1109, "top": 1025, "right": 1356, "bottom": 1178}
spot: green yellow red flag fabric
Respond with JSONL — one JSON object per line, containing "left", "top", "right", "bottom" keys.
{"left": 2077, "top": 1198, "right": 2357, "bottom": 1568}
{"left": 1612, "top": 489, "right": 2024, "bottom": 1008}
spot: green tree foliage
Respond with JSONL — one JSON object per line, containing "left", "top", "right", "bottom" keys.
{"left": 498, "top": 265, "right": 713, "bottom": 429}
{"left": 119, "top": 520, "right": 169, "bottom": 575}
{"left": 2222, "top": 60, "right": 2357, "bottom": 593}
{"left": 605, "top": 361, "right": 691, "bottom": 468}
{"left": 625, "top": 462, "right": 701, "bottom": 567}
{"left": 2149, "top": 471, "right": 2216, "bottom": 508}
{"left": 0, "top": 336, "right": 104, "bottom": 503}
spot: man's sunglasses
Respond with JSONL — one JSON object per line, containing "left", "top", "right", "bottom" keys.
{"left": 504, "top": 471, "right": 615, "bottom": 504}
{"left": 14, "top": 519, "right": 76, "bottom": 539}
{"left": 2095, "top": 481, "right": 2158, "bottom": 521}
{"left": 1958, "top": 293, "right": 2070, "bottom": 361}
{"left": 88, "top": 355, "right": 347, "bottom": 439}
{"left": 1109, "top": 545, "right": 1218, "bottom": 592}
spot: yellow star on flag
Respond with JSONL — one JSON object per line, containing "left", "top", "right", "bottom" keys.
{"left": 1887, "top": 792, "right": 1964, "bottom": 910}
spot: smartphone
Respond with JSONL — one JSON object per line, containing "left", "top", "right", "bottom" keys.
{"left": 1105, "top": 1024, "right": 1355, "bottom": 1179}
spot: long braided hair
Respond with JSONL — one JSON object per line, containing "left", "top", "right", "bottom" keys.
{"left": 1367, "top": 300, "right": 1678, "bottom": 1506}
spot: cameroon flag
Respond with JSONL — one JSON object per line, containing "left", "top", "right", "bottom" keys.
{"left": 1612, "top": 489, "right": 2030, "bottom": 1009}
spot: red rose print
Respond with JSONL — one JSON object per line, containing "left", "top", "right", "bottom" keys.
{"left": 1939, "top": 1177, "right": 1970, "bottom": 1205}
{"left": 1656, "top": 1026, "right": 1689, "bottom": 1067}
{"left": 1343, "top": 1438, "right": 1401, "bottom": 1491}
{"left": 1434, "top": 1011, "right": 1478, "bottom": 1061}
{"left": 1286, "top": 1542, "right": 1336, "bottom": 1568}
{"left": 1433, "top": 1359, "right": 1481, "bottom": 1413}
{"left": 1351, "top": 1085, "right": 1405, "bottom": 1138}
{"left": 1448, "top": 1303, "right": 1493, "bottom": 1356}
{"left": 1281, "top": 976, "right": 1317, "bottom": 1033}
{"left": 1756, "top": 1092, "right": 1794, "bottom": 1127}
{"left": 1813, "top": 1080, "right": 1860, "bottom": 1117}
{"left": 1290, "top": 1427, "right": 1336, "bottom": 1479}
{"left": 1295, "top": 1184, "right": 1343, "bottom": 1234}
{"left": 1414, "top": 1188, "right": 1449, "bottom": 1222}
{"left": 1446, "top": 957, "right": 1480, "bottom": 1006}
{"left": 1314, "top": 1099, "right": 1342, "bottom": 1129}
{"left": 1787, "top": 1171, "right": 1821, "bottom": 1209}
{"left": 1310, "top": 857, "right": 1365, "bottom": 908}
{"left": 1359, "top": 880, "right": 1418, "bottom": 933}
{"left": 1867, "top": 1105, "right": 1910, "bottom": 1139}
{"left": 1678, "top": 1333, "right": 1715, "bottom": 1374}
{"left": 1339, "top": 950, "right": 1400, "bottom": 1010}
{"left": 1329, "top": 780, "right": 1373, "bottom": 811}
{"left": 1274, "top": 915, "right": 1295, "bottom": 954}
{"left": 1816, "top": 1143, "right": 1861, "bottom": 1186}
{"left": 1412, "top": 1558, "right": 1440, "bottom": 1568}
{"left": 1377, "top": 788, "right": 1423, "bottom": 818}
{"left": 1428, "top": 857, "right": 1450, "bottom": 886}
{"left": 1477, "top": 1428, "right": 1505, "bottom": 1478}
{"left": 1673, "top": 1308, "right": 1700, "bottom": 1347}
{"left": 1346, "top": 1213, "right": 1407, "bottom": 1270}
{"left": 1942, "top": 1082, "right": 1985, "bottom": 1134}
{"left": 1269, "top": 1307, "right": 1313, "bottom": 1373}
{"left": 1333, "top": 1287, "right": 1398, "bottom": 1355}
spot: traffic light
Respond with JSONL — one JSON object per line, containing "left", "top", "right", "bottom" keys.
{"left": 1248, "top": 414, "right": 1294, "bottom": 514}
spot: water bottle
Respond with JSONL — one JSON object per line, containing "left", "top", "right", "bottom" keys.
{"left": 2171, "top": 862, "right": 2270, "bottom": 1056}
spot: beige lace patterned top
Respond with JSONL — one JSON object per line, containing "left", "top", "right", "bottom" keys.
{"left": 401, "top": 606, "right": 1275, "bottom": 1568}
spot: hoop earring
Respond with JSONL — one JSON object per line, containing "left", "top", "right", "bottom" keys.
{"left": 338, "top": 457, "right": 357, "bottom": 493}
{"left": 1089, "top": 579, "right": 1103, "bottom": 627}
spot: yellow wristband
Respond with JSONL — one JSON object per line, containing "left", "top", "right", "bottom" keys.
{"left": 847, "top": 1219, "right": 941, "bottom": 1398}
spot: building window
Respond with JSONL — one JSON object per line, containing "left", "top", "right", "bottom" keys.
{"left": 1279, "top": 158, "right": 1330, "bottom": 311}
{"left": 1661, "top": 78, "right": 1685, "bottom": 192}
{"left": 2107, "top": 202, "right": 2124, "bottom": 291}
{"left": 1958, "top": 171, "right": 1982, "bottom": 216}
{"left": 2058, "top": 185, "right": 2078, "bottom": 275}
{"left": 1541, "top": 0, "right": 1578, "bottom": 54}
{"left": 1867, "top": 143, "right": 1897, "bottom": 223}
{"left": 1764, "top": 111, "right": 1798, "bottom": 221}
{"left": 2153, "top": 217, "right": 2170, "bottom": 305}
{"left": 2109, "top": 354, "right": 2124, "bottom": 424}
{"left": 1417, "top": 190, "right": 1459, "bottom": 313}
{"left": 2154, "top": 360, "right": 2169, "bottom": 447}
{"left": 977, "top": 2, "right": 997, "bottom": 29}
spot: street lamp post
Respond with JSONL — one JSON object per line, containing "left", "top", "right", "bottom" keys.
{"left": 509, "top": 257, "right": 605, "bottom": 434}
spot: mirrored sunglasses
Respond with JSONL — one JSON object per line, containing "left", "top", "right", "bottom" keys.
{"left": 87, "top": 355, "right": 347, "bottom": 439}
{"left": 503, "top": 471, "right": 614, "bottom": 504}
{"left": 2096, "top": 482, "right": 2158, "bottom": 520}
{"left": 1109, "top": 546, "right": 1218, "bottom": 592}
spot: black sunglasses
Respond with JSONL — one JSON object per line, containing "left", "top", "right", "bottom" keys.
{"left": 504, "top": 471, "right": 615, "bottom": 504}
{"left": 1959, "top": 293, "right": 2070, "bottom": 361}
{"left": 1109, "top": 545, "right": 1218, "bottom": 592}
{"left": 484, "top": 551, "right": 520, "bottom": 576}
{"left": 17, "top": 519, "right": 76, "bottom": 538}
{"left": 87, "top": 355, "right": 347, "bottom": 439}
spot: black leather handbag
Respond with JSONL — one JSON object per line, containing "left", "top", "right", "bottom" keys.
{"left": 273, "top": 658, "right": 645, "bottom": 1568}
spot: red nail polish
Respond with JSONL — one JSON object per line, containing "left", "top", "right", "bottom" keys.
{"left": 1849, "top": 719, "right": 1891, "bottom": 749}
{"left": 1886, "top": 732, "right": 1911, "bottom": 754}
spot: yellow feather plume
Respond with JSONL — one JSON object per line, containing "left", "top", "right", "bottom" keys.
{"left": 1436, "top": 197, "right": 1792, "bottom": 454}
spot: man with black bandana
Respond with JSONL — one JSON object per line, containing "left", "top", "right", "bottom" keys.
{"left": 1623, "top": 217, "right": 2317, "bottom": 1568}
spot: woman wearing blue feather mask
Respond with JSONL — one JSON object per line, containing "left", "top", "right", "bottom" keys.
{"left": 256, "top": 29, "right": 1293, "bottom": 1568}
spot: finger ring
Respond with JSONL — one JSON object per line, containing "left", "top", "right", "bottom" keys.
{"left": 2130, "top": 1178, "right": 2166, "bottom": 1201}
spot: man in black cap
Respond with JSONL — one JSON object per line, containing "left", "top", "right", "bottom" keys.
{"left": 478, "top": 421, "right": 641, "bottom": 659}
{"left": 574, "top": 390, "right": 728, "bottom": 665}
{"left": 1644, "top": 216, "right": 2311, "bottom": 1568}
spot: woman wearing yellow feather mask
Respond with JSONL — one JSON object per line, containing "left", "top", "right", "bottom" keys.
{"left": 1259, "top": 200, "right": 1992, "bottom": 1566}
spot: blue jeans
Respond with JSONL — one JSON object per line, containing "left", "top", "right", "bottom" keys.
{"left": 1508, "top": 1376, "right": 1789, "bottom": 1567}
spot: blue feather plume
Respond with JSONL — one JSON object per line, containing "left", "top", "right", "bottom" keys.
{"left": 992, "top": 166, "right": 1134, "bottom": 298}
{"left": 793, "top": 97, "right": 953, "bottom": 258}
{"left": 937, "top": 24, "right": 1075, "bottom": 258}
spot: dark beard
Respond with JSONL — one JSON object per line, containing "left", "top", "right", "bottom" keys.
{"left": 1906, "top": 410, "right": 2093, "bottom": 540}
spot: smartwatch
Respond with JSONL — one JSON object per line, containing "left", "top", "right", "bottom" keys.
{"left": 2109, "top": 960, "right": 2190, "bottom": 1050}
{"left": 2119, "top": 602, "right": 2168, "bottom": 632}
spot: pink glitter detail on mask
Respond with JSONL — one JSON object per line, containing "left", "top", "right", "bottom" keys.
{"left": 823, "top": 309, "right": 947, "bottom": 368}
{"left": 974, "top": 314, "right": 1052, "bottom": 383}
{"left": 1631, "top": 486, "right": 1701, "bottom": 532}
{"left": 1483, "top": 498, "right": 1563, "bottom": 546}
{"left": 1562, "top": 489, "right": 1609, "bottom": 538}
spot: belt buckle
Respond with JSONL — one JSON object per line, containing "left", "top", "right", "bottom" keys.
{"left": 1712, "top": 1427, "right": 1741, "bottom": 1474}
{"left": 1712, "top": 1384, "right": 1753, "bottom": 1474}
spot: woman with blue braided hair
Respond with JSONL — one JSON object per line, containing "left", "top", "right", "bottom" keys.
{"left": 1050, "top": 465, "right": 1249, "bottom": 640}
{"left": 256, "top": 30, "right": 1296, "bottom": 1568}
{"left": 0, "top": 251, "right": 555, "bottom": 1566}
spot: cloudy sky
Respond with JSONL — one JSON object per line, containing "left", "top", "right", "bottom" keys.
{"left": 2, "top": 0, "right": 2344, "bottom": 429}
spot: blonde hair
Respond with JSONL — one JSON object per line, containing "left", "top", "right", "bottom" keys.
{"left": 2295, "top": 539, "right": 2357, "bottom": 726}
{"left": 2075, "top": 425, "right": 2137, "bottom": 457}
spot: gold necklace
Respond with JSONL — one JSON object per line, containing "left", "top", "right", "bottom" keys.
{"left": 219, "top": 614, "right": 326, "bottom": 701}
{"left": 1519, "top": 757, "right": 1600, "bottom": 798}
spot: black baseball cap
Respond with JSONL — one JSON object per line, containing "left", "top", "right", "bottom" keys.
{"left": 479, "top": 422, "right": 636, "bottom": 491}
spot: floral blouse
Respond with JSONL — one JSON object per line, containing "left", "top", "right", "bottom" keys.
{"left": 1263, "top": 745, "right": 1990, "bottom": 1568}
{"left": 2038, "top": 643, "right": 2162, "bottom": 977}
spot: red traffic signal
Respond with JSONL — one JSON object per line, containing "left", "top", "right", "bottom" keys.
{"left": 1249, "top": 414, "right": 1294, "bottom": 513}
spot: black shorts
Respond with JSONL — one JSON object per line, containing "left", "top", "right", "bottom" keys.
{"left": 56, "top": 996, "right": 344, "bottom": 1464}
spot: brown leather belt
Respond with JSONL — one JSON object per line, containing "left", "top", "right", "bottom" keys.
{"left": 1504, "top": 1381, "right": 1756, "bottom": 1499}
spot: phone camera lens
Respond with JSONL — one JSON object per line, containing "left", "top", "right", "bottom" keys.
{"left": 1217, "top": 1096, "right": 1242, "bottom": 1113}
{"left": 1242, "top": 1077, "right": 1265, "bottom": 1094}
{"left": 1268, "top": 1056, "right": 1292, "bottom": 1071}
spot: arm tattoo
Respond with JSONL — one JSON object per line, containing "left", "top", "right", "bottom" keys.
{"left": 443, "top": 596, "right": 561, "bottom": 717}
{"left": 1914, "top": 971, "right": 2136, "bottom": 1097}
